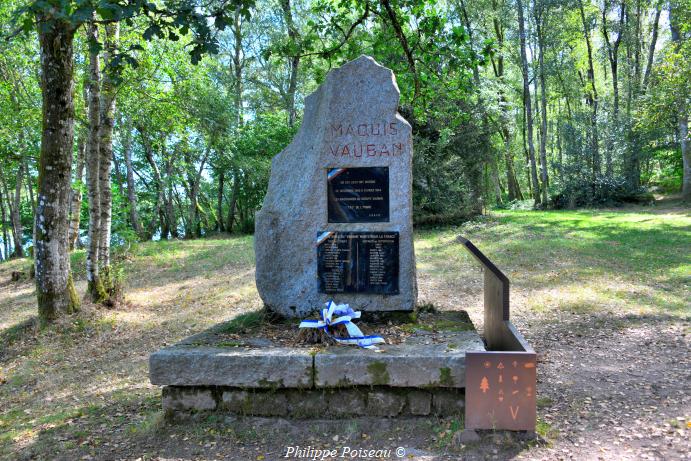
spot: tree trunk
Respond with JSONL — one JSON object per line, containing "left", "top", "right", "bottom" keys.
{"left": 85, "top": 20, "right": 106, "bottom": 301}
{"left": 536, "top": 12, "right": 549, "bottom": 204}
{"left": 123, "top": 120, "right": 143, "bottom": 237}
{"left": 670, "top": 4, "right": 690, "bottom": 200}
{"left": 25, "top": 159, "right": 36, "bottom": 249}
{"left": 69, "top": 125, "right": 86, "bottom": 250}
{"left": 35, "top": 18, "right": 79, "bottom": 323}
{"left": 601, "top": 0, "right": 625, "bottom": 177}
{"left": 11, "top": 165, "right": 24, "bottom": 257}
{"left": 139, "top": 126, "right": 168, "bottom": 238}
{"left": 517, "top": 0, "right": 540, "bottom": 204}
{"left": 217, "top": 169, "right": 225, "bottom": 232}
{"left": 490, "top": 159, "right": 503, "bottom": 205}
{"left": 97, "top": 23, "right": 119, "bottom": 278}
{"left": 491, "top": 0, "right": 522, "bottom": 201}
{"left": 0, "top": 171, "right": 20, "bottom": 258}
{"left": 112, "top": 150, "right": 125, "bottom": 204}
{"left": 0, "top": 187, "right": 10, "bottom": 259}
{"left": 227, "top": 172, "right": 240, "bottom": 232}
{"left": 579, "top": 0, "right": 601, "bottom": 179}
{"left": 280, "top": 0, "right": 301, "bottom": 126}
{"left": 231, "top": 10, "right": 244, "bottom": 128}
{"left": 681, "top": 115, "right": 690, "bottom": 201}
{"left": 165, "top": 156, "right": 177, "bottom": 238}
{"left": 186, "top": 148, "right": 209, "bottom": 239}
{"left": 642, "top": 7, "right": 661, "bottom": 91}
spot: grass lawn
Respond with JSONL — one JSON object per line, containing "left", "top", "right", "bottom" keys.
{"left": 0, "top": 202, "right": 688, "bottom": 460}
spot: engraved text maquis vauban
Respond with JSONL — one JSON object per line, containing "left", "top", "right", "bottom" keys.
{"left": 326, "top": 121, "right": 405, "bottom": 158}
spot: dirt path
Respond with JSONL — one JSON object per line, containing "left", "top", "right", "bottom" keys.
{"left": 510, "top": 311, "right": 690, "bottom": 460}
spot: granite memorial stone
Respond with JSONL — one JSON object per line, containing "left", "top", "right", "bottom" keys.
{"left": 254, "top": 55, "right": 416, "bottom": 317}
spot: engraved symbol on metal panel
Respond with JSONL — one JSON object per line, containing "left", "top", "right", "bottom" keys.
{"left": 466, "top": 352, "right": 537, "bottom": 431}
{"left": 480, "top": 377, "right": 489, "bottom": 393}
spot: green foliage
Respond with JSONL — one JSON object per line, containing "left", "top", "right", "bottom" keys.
{"left": 0, "top": 0, "right": 687, "bottom": 262}
{"left": 550, "top": 175, "right": 651, "bottom": 209}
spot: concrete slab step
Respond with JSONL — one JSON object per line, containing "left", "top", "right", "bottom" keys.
{"left": 150, "top": 325, "right": 485, "bottom": 389}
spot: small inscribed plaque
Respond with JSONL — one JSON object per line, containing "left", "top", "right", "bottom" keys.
{"left": 327, "top": 167, "right": 389, "bottom": 223}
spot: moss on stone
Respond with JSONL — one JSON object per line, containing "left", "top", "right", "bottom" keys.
{"left": 257, "top": 378, "right": 284, "bottom": 391}
{"left": 366, "top": 361, "right": 390, "bottom": 385}
{"left": 439, "top": 367, "right": 454, "bottom": 386}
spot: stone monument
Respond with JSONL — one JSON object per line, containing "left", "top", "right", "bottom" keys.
{"left": 255, "top": 55, "right": 416, "bottom": 317}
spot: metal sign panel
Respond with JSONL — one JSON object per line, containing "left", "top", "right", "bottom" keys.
{"left": 465, "top": 351, "right": 537, "bottom": 431}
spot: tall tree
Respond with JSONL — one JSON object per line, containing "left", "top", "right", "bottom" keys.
{"left": 279, "top": 0, "right": 301, "bottom": 127}
{"left": 85, "top": 20, "right": 107, "bottom": 301}
{"left": 121, "top": 117, "right": 143, "bottom": 237}
{"left": 601, "top": 0, "right": 625, "bottom": 177}
{"left": 669, "top": 1, "right": 690, "bottom": 200}
{"left": 517, "top": 0, "right": 541, "bottom": 204}
{"left": 491, "top": 0, "right": 522, "bottom": 201}
{"left": 641, "top": 6, "right": 661, "bottom": 91}
{"left": 578, "top": 0, "right": 600, "bottom": 179}
{"left": 97, "top": 22, "right": 119, "bottom": 285}
{"left": 535, "top": 0, "right": 549, "bottom": 203}
{"left": 34, "top": 10, "right": 79, "bottom": 323}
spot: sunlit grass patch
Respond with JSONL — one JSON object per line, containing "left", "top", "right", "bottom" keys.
{"left": 217, "top": 309, "right": 267, "bottom": 334}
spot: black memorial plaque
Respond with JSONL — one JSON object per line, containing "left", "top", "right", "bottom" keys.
{"left": 317, "top": 231, "right": 399, "bottom": 294}
{"left": 327, "top": 167, "right": 389, "bottom": 223}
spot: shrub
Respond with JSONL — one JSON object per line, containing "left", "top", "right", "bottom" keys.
{"left": 550, "top": 176, "right": 653, "bottom": 209}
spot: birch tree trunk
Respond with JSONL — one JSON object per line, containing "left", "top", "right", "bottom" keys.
{"left": 85, "top": 21, "right": 106, "bottom": 301}
{"left": 97, "top": 23, "right": 119, "bottom": 279}
{"left": 517, "top": 0, "right": 541, "bottom": 205}
{"left": 35, "top": 17, "right": 79, "bottom": 323}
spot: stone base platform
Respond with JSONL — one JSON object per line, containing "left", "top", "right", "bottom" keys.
{"left": 163, "top": 386, "right": 465, "bottom": 418}
{"left": 150, "top": 311, "right": 485, "bottom": 418}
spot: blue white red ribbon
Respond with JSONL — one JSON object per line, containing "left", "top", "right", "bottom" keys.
{"left": 299, "top": 300, "right": 385, "bottom": 350}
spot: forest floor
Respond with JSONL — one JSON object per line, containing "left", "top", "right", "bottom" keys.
{"left": 0, "top": 199, "right": 689, "bottom": 461}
